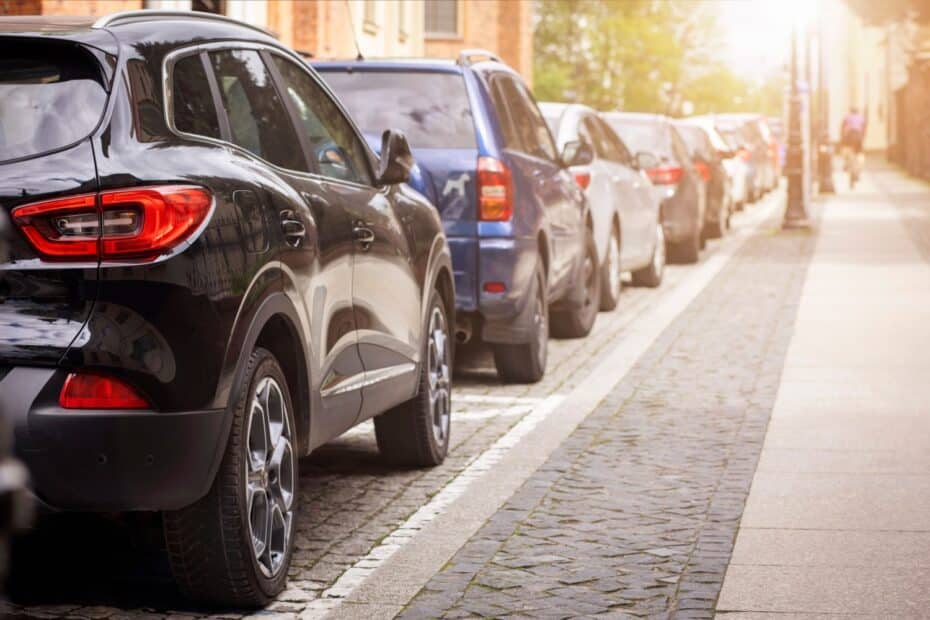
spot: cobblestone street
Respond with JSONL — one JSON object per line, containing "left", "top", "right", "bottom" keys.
{"left": 7, "top": 162, "right": 927, "bottom": 620}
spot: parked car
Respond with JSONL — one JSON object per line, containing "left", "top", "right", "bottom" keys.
{"left": 0, "top": 11, "right": 456, "bottom": 606}
{"left": 715, "top": 123, "right": 759, "bottom": 206}
{"left": 675, "top": 119, "right": 734, "bottom": 239}
{"left": 712, "top": 113, "right": 777, "bottom": 194}
{"left": 767, "top": 116, "right": 786, "bottom": 174}
{"left": 317, "top": 51, "right": 598, "bottom": 384}
{"left": 540, "top": 103, "right": 664, "bottom": 301}
{"left": 602, "top": 112, "right": 706, "bottom": 264}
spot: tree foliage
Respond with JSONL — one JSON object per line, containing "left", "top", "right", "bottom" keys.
{"left": 845, "top": 0, "right": 930, "bottom": 24}
{"left": 533, "top": 0, "right": 782, "bottom": 116}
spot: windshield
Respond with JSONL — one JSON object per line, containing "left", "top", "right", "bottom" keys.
{"left": 319, "top": 70, "right": 477, "bottom": 149}
{"left": 0, "top": 39, "right": 108, "bottom": 163}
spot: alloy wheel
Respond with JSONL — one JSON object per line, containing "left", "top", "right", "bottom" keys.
{"left": 607, "top": 232, "right": 622, "bottom": 302}
{"left": 427, "top": 306, "right": 452, "bottom": 445}
{"left": 653, "top": 225, "right": 666, "bottom": 275}
{"left": 246, "top": 376, "right": 295, "bottom": 579}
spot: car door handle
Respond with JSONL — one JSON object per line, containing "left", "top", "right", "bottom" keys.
{"left": 353, "top": 225, "right": 375, "bottom": 250}
{"left": 279, "top": 210, "right": 306, "bottom": 247}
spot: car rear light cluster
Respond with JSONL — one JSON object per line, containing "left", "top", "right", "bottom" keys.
{"left": 693, "top": 160, "right": 712, "bottom": 182}
{"left": 477, "top": 156, "right": 513, "bottom": 221}
{"left": 738, "top": 148, "right": 752, "bottom": 162}
{"left": 646, "top": 165, "right": 683, "bottom": 186}
{"left": 12, "top": 185, "right": 212, "bottom": 262}
{"left": 59, "top": 373, "right": 150, "bottom": 410}
{"left": 572, "top": 169, "right": 592, "bottom": 190}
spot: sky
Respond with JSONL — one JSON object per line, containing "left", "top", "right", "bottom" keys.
{"left": 713, "top": 0, "right": 823, "bottom": 83}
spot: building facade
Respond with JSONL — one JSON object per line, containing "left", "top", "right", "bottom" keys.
{"left": 1, "top": 0, "right": 533, "bottom": 83}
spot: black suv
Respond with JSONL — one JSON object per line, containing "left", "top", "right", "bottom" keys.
{"left": 0, "top": 11, "right": 454, "bottom": 606}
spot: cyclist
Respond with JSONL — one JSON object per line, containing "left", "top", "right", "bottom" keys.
{"left": 840, "top": 106, "right": 866, "bottom": 187}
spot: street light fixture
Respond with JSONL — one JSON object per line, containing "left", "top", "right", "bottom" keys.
{"left": 784, "top": 24, "right": 812, "bottom": 229}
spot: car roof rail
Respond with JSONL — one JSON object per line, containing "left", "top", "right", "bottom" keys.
{"left": 457, "top": 48, "right": 502, "bottom": 66}
{"left": 93, "top": 10, "right": 275, "bottom": 38}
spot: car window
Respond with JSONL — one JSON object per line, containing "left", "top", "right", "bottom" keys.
{"left": 171, "top": 53, "right": 221, "bottom": 140}
{"left": 209, "top": 49, "right": 307, "bottom": 172}
{"left": 273, "top": 56, "right": 372, "bottom": 185}
{"left": 600, "top": 120, "right": 633, "bottom": 165}
{"left": 493, "top": 76, "right": 558, "bottom": 161}
{"left": 670, "top": 128, "right": 692, "bottom": 164}
{"left": 0, "top": 39, "right": 107, "bottom": 163}
{"left": 587, "top": 117, "right": 629, "bottom": 165}
{"left": 319, "top": 70, "right": 476, "bottom": 150}
{"left": 489, "top": 76, "right": 523, "bottom": 152}
{"left": 676, "top": 125, "right": 712, "bottom": 160}
{"left": 605, "top": 119, "right": 668, "bottom": 158}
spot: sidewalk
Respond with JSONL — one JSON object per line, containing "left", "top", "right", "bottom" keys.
{"left": 717, "top": 166, "right": 930, "bottom": 617}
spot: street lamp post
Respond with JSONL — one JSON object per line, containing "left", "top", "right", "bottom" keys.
{"left": 817, "top": 13, "right": 836, "bottom": 193}
{"left": 784, "top": 24, "right": 811, "bottom": 228}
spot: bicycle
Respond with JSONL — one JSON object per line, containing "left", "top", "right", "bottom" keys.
{"left": 841, "top": 145, "right": 862, "bottom": 189}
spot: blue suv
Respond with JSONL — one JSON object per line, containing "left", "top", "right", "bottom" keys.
{"left": 316, "top": 51, "right": 597, "bottom": 383}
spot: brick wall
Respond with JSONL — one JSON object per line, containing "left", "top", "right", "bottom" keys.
{"left": 38, "top": 0, "right": 141, "bottom": 16}
{"left": 0, "top": 0, "right": 41, "bottom": 15}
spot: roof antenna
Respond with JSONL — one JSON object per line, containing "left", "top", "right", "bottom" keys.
{"left": 343, "top": 0, "right": 364, "bottom": 61}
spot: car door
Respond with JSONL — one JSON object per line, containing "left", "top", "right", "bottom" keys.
{"left": 269, "top": 53, "right": 420, "bottom": 424}
{"left": 598, "top": 119, "right": 655, "bottom": 265}
{"left": 207, "top": 47, "right": 362, "bottom": 442}
{"left": 492, "top": 75, "right": 578, "bottom": 291}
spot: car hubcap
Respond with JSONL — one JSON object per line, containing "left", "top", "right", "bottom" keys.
{"left": 427, "top": 307, "right": 451, "bottom": 445}
{"left": 654, "top": 225, "right": 666, "bottom": 274}
{"left": 246, "top": 376, "right": 294, "bottom": 579}
{"left": 535, "top": 278, "right": 547, "bottom": 367}
{"left": 608, "top": 233, "right": 621, "bottom": 300}
{"left": 582, "top": 245, "right": 597, "bottom": 310}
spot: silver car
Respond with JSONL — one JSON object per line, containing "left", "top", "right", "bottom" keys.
{"left": 541, "top": 103, "right": 665, "bottom": 309}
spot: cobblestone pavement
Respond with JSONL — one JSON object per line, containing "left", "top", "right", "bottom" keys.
{"left": 2, "top": 192, "right": 790, "bottom": 619}
{"left": 398, "top": 200, "right": 818, "bottom": 619}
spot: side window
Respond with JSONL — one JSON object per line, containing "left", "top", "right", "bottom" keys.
{"left": 171, "top": 53, "right": 221, "bottom": 139}
{"left": 513, "top": 81, "right": 559, "bottom": 161}
{"left": 489, "top": 76, "right": 522, "bottom": 151}
{"left": 208, "top": 49, "right": 307, "bottom": 172}
{"left": 598, "top": 119, "right": 632, "bottom": 165}
{"left": 670, "top": 128, "right": 691, "bottom": 164}
{"left": 271, "top": 55, "right": 372, "bottom": 185}
{"left": 578, "top": 118, "right": 597, "bottom": 152}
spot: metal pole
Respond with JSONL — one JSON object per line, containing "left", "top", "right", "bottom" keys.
{"left": 817, "top": 7, "right": 836, "bottom": 193}
{"left": 784, "top": 24, "right": 811, "bottom": 228}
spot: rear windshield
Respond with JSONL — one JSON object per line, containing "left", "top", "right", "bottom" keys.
{"left": 319, "top": 70, "right": 476, "bottom": 149}
{"left": 605, "top": 120, "right": 668, "bottom": 155}
{"left": 676, "top": 125, "right": 708, "bottom": 157}
{"left": 0, "top": 39, "right": 108, "bottom": 163}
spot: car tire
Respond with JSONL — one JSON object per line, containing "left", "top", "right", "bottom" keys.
{"left": 493, "top": 260, "right": 548, "bottom": 384}
{"left": 375, "top": 290, "right": 452, "bottom": 467}
{"left": 705, "top": 200, "right": 729, "bottom": 239}
{"left": 163, "top": 347, "right": 298, "bottom": 608}
{"left": 668, "top": 229, "right": 700, "bottom": 264}
{"left": 598, "top": 225, "right": 622, "bottom": 311}
{"left": 551, "top": 230, "right": 600, "bottom": 338}
{"left": 632, "top": 224, "right": 665, "bottom": 288}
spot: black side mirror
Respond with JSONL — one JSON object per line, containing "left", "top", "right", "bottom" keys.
{"left": 377, "top": 129, "right": 415, "bottom": 186}
{"left": 561, "top": 140, "right": 594, "bottom": 168}
{"left": 634, "top": 151, "right": 659, "bottom": 171}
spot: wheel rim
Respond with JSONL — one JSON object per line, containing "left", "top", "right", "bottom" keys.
{"left": 427, "top": 306, "right": 451, "bottom": 445}
{"left": 653, "top": 225, "right": 665, "bottom": 274}
{"left": 582, "top": 243, "right": 597, "bottom": 311}
{"left": 607, "top": 232, "right": 621, "bottom": 301}
{"left": 246, "top": 376, "right": 294, "bottom": 579}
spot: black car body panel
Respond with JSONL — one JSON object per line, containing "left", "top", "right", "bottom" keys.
{"left": 0, "top": 15, "right": 453, "bottom": 511}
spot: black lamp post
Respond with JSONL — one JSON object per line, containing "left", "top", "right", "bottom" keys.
{"left": 817, "top": 13, "right": 836, "bottom": 193}
{"left": 784, "top": 24, "right": 811, "bottom": 228}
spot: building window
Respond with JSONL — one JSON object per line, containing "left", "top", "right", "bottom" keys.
{"left": 425, "top": 0, "right": 458, "bottom": 38}
{"left": 363, "top": 0, "right": 378, "bottom": 33}
{"left": 398, "top": 0, "right": 408, "bottom": 42}
{"left": 191, "top": 0, "right": 224, "bottom": 14}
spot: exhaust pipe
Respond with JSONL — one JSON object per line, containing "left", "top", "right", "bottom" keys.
{"left": 455, "top": 316, "right": 472, "bottom": 345}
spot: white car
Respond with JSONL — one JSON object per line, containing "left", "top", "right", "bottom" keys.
{"left": 680, "top": 116, "right": 748, "bottom": 209}
{"left": 540, "top": 103, "right": 665, "bottom": 309}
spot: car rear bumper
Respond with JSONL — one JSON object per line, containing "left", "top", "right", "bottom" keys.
{"left": 448, "top": 235, "right": 539, "bottom": 345}
{"left": 660, "top": 195, "right": 701, "bottom": 244}
{"left": 1, "top": 367, "right": 227, "bottom": 512}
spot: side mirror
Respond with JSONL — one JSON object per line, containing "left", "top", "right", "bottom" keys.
{"left": 561, "top": 140, "right": 594, "bottom": 168}
{"left": 634, "top": 151, "right": 659, "bottom": 171}
{"left": 377, "top": 129, "right": 415, "bottom": 186}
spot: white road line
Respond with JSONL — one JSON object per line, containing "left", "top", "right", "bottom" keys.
{"left": 291, "top": 192, "right": 783, "bottom": 620}
{"left": 452, "top": 394, "right": 544, "bottom": 405}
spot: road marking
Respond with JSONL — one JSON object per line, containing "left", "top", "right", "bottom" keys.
{"left": 293, "top": 191, "right": 783, "bottom": 620}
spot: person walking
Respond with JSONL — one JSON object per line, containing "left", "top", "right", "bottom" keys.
{"left": 840, "top": 106, "right": 866, "bottom": 188}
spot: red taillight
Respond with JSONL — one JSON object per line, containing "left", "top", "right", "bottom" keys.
{"left": 12, "top": 185, "right": 212, "bottom": 262}
{"left": 647, "top": 166, "right": 683, "bottom": 185}
{"left": 738, "top": 148, "right": 751, "bottom": 162}
{"left": 483, "top": 281, "right": 506, "bottom": 293}
{"left": 573, "top": 169, "right": 591, "bottom": 190}
{"left": 694, "top": 160, "right": 712, "bottom": 182}
{"left": 477, "top": 156, "right": 513, "bottom": 221}
{"left": 59, "top": 373, "right": 150, "bottom": 410}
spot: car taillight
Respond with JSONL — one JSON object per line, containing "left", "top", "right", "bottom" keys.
{"left": 647, "top": 166, "right": 683, "bottom": 185}
{"left": 477, "top": 156, "right": 513, "bottom": 221}
{"left": 12, "top": 185, "right": 212, "bottom": 262}
{"left": 738, "top": 148, "right": 752, "bottom": 162}
{"left": 59, "top": 373, "right": 150, "bottom": 409}
{"left": 694, "top": 161, "right": 712, "bottom": 182}
{"left": 573, "top": 169, "right": 591, "bottom": 190}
